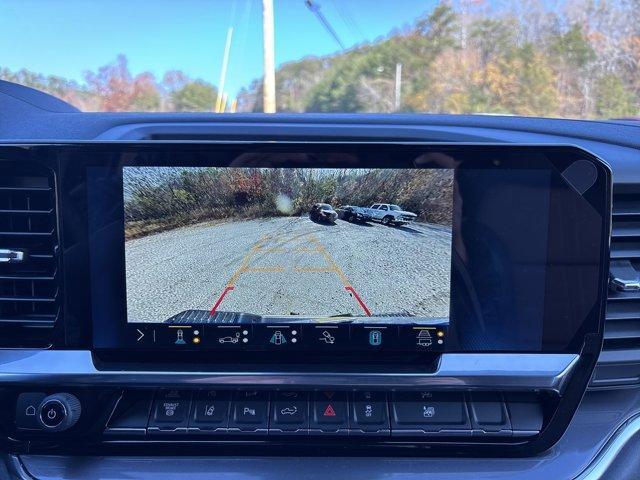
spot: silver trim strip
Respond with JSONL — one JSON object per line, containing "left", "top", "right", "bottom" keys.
{"left": 0, "top": 249, "right": 25, "bottom": 263}
{"left": 0, "top": 350, "right": 579, "bottom": 392}
{"left": 575, "top": 413, "right": 640, "bottom": 480}
{"left": 10, "top": 416, "right": 640, "bottom": 479}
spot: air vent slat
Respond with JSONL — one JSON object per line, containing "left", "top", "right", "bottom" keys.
{"left": 0, "top": 186, "right": 51, "bottom": 192}
{"left": 606, "top": 301, "right": 640, "bottom": 321}
{"left": 607, "top": 290, "right": 640, "bottom": 301}
{"left": 613, "top": 199, "right": 640, "bottom": 216}
{"left": 0, "top": 162, "right": 59, "bottom": 347}
{"left": 612, "top": 221, "right": 640, "bottom": 238}
{"left": 0, "top": 231, "right": 54, "bottom": 237}
{"left": 611, "top": 242, "right": 640, "bottom": 259}
{"left": 0, "top": 296, "right": 57, "bottom": 303}
{"left": 0, "top": 209, "right": 53, "bottom": 215}
{"left": 0, "top": 317, "right": 56, "bottom": 325}
{"left": 604, "top": 321, "right": 640, "bottom": 340}
{"left": 0, "top": 274, "right": 55, "bottom": 281}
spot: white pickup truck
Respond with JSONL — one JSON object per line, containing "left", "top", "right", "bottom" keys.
{"left": 363, "top": 203, "right": 418, "bottom": 226}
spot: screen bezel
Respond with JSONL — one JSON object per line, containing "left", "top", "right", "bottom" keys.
{"left": 20, "top": 141, "right": 609, "bottom": 361}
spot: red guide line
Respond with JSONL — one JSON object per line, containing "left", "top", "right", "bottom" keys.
{"left": 210, "top": 286, "right": 235, "bottom": 315}
{"left": 345, "top": 286, "right": 371, "bottom": 316}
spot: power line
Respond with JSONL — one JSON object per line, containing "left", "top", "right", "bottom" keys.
{"left": 304, "top": 0, "right": 345, "bottom": 50}
{"left": 331, "top": 0, "right": 364, "bottom": 40}
{"left": 236, "top": 0, "right": 253, "bottom": 58}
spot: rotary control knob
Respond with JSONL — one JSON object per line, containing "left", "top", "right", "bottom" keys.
{"left": 38, "top": 393, "right": 81, "bottom": 432}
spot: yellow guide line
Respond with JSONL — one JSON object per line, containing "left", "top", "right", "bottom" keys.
{"left": 295, "top": 247, "right": 322, "bottom": 253}
{"left": 316, "top": 244, "right": 350, "bottom": 287}
{"left": 225, "top": 231, "right": 351, "bottom": 288}
{"left": 256, "top": 247, "right": 289, "bottom": 253}
{"left": 216, "top": 229, "right": 369, "bottom": 315}
{"left": 245, "top": 267, "right": 285, "bottom": 273}
{"left": 294, "top": 267, "right": 335, "bottom": 273}
{"left": 226, "top": 235, "right": 267, "bottom": 285}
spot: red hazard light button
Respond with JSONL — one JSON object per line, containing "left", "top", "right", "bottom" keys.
{"left": 312, "top": 391, "right": 348, "bottom": 427}
{"left": 323, "top": 404, "right": 337, "bottom": 417}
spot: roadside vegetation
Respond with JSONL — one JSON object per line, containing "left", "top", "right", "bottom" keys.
{"left": 124, "top": 167, "right": 453, "bottom": 240}
{"left": 2, "top": 1, "right": 638, "bottom": 118}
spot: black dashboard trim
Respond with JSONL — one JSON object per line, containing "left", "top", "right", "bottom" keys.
{"left": 0, "top": 351, "right": 578, "bottom": 392}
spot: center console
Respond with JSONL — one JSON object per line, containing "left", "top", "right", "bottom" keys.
{"left": 0, "top": 142, "right": 611, "bottom": 456}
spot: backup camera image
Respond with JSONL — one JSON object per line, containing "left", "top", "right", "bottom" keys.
{"left": 123, "top": 167, "right": 453, "bottom": 323}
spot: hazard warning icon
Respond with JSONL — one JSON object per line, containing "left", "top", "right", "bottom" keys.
{"left": 323, "top": 404, "right": 337, "bottom": 417}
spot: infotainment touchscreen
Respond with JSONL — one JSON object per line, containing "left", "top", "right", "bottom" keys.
{"left": 122, "top": 167, "right": 453, "bottom": 325}
{"left": 57, "top": 143, "right": 610, "bottom": 357}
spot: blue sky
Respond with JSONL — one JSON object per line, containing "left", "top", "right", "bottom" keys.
{"left": 0, "top": 0, "right": 437, "bottom": 97}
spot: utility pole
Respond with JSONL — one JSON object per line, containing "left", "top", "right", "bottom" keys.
{"left": 220, "top": 92, "right": 228, "bottom": 113}
{"left": 461, "top": 0, "right": 468, "bottom": 49}
{"left": 394, "top": 63, "right": 402, "bottom": 111}
{"left": 262, "top": 0, "right": 276, "bottom": 113}
{"left": 215, "top": 27, "right": 234, "bottom": 113}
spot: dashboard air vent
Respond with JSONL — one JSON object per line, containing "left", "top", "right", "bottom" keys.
{"left": 0, "top": 162, "right": 59, "bottom": 347}
{"left": 592, "top": 187, "right": 640, "bottom": 387}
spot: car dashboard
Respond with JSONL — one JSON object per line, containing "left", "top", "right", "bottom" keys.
{"left": 0, "top": 81, "right": 640, "bottom": 480}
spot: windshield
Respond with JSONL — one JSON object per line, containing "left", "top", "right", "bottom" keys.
{"left": 1, "top": 0, "right": 638, "bottom": 119}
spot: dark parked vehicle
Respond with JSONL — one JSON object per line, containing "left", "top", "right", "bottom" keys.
{"left": 309, "top": 203, "right": 338, "bottom": 223}
{"left": 336, "top": 205, "right": 371, "bottom": 223}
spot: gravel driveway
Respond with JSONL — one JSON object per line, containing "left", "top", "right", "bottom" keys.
{"left": 125, "top": 216, "right": 452, "bottom": 322}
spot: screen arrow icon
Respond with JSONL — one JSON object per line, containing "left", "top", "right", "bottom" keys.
{"left": 136, "top": 329, "right": 145, "bottom": 342}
